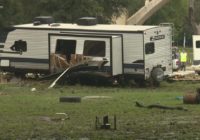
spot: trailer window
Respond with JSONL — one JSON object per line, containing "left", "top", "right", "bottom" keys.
{"left": 55, "top": 39, "right": 76, "bottom": 62}
{"left": 145, "top": 42, "right": 155, "bottom": 54}
{"left": 83, "top": 40, "right": 105, "bottom": 57}
{"left": 10, "top": 40, "right": 27, "bottom": 52}
{"left": 196, "top": 41, "right": 200, "bottom": 48}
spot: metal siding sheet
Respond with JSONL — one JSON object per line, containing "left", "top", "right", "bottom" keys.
{"left": 123, "top": 33, "right": 143, "bottom": 64}
{"left": 3, "top": 29, "right": 58, "bottom": 59}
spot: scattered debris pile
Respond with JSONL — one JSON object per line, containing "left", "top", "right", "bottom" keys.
{"left": 82, "top": 96, "right": 112, "bottom": 100}
{"left": 0, "top": 73, "right": 18, "bottom": 84}
{"left": 50, "top": 54, "right": 87, "bottom": 73}
{"left": 168, "top": 70, "right": 200, "bottom": 81}
{"left": 48, "top": 54, "right": 109, "bottom": 88}
{"left": 0, "top": 73, "right": 10, "bottom": 84}
{"left": 50, "top": 54, "right": 70, "bottom": 73}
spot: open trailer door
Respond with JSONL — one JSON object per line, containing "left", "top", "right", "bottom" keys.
{"left": 111, "top": 36, "right": 123, "bottom": 76}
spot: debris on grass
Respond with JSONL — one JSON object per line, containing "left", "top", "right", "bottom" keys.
{"left": 59, "top": 96, "right": 112, "bottom": 103}
{"left": 168, "top": 70, "right": 200, "bottom": 81}
{"left": 135, "top": 101, "right": 188, "bottom": 111}
{"left": 95, "top": 115, "right": 117, "bottom": 130}
{"left": 48, "top": 67, "right": 71, "bottom": 89}
{"left": 175, "top": 96, "right": 183, "bottom": 100}
{"left": 52, "top": 113, "right": 70, "bottom": 122}
{"left": 183, "top": 93, "right": 199, "bottom": 104}
{"left": 59, "top": 96, "right": 81, "bottom": 103}
{"left": 31, "top": 88, "right": 37, "bottom": 92}
{"left": 39, "top": 113, "right": 69, "bottom": 123}
{"left": 39, "top": 116, "right": 52, "bottom": 122}
{"left": 82, "top": 96, "right": 112, "bottom": 100}
{"left": 0, "top": 92, "right": 7, "bottom": 96}
{"left": 55, "top": 113, "right": 70, "bottom": 120}
{"left": 183, "top": 88, "right": 200, "bottom": 104}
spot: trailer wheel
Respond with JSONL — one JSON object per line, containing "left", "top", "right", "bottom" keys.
{"left": 151, "top": 67, "right": 164, "bottom": 83}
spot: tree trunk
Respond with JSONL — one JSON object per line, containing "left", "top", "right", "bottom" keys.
{"left": 189, "top": 0, "right": 200, "bottom": 34}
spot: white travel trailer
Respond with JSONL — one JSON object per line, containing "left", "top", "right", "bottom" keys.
{"left": 192, "top": 35, "right": 200, "bottom": 74}
{"left": 0, "top": 17, "right": 172, "bottom": 84}
{"left": 193, "top": 35, "right": 200, "bottom": 65}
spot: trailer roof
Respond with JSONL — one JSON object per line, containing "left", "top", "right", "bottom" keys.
{"left": 14, "top": 23, "right": 158, "bottom": 32}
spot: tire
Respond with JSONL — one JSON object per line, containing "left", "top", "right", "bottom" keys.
{"left": 59, "top": 96, "right": 81, "bottom": 103}
{"left": 151, "top": 67, "right": 164, "bottom": 83}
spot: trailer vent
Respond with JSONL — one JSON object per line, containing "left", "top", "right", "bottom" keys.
{"left": 33, "top": 21, "right": 41, "bottom": 26}
{"left": 77, "top": 17, "right": 97, "bottom": 26}
{"left": 33, "top": 16, "right": 54, "bottom": 25}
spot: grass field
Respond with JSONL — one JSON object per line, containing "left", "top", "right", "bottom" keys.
{"left": 0, "top": 81, "right": 200, "bottom": 139}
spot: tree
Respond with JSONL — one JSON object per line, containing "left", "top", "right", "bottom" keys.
{"left": 145, "top": 0, "right": 190, "bottom": 46}
{"left": 0, "top": 0, "right": 131, "bottom": 27}
{"left": 127, "top": 0, "right": 145, "bottom": 16}
{"left": 190, "top": 0, "right": 200, "bottom": 35}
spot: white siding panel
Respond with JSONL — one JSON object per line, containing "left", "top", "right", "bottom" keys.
{"left": 3, "top": 29, "right": 58, "bottom": 59}
{"left": 123, "top": 33, "right": 143, "bottom": 64}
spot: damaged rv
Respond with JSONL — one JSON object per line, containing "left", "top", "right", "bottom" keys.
{"left": 192, "top": 35, "right": 200, "bottom": 74}
{"left": 0, "top": 17, "right": 173, "bottom": 85}
{"left": 193, "top": 35, "right": 200, "bottom": 65}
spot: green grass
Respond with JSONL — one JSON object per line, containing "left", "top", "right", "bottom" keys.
{"left": 0, "top": 81, "right": 200, "bottom": 139}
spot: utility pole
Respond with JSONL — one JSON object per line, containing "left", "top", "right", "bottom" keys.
{"left": 183, "top": 33, "right": 186, "bottom": 48}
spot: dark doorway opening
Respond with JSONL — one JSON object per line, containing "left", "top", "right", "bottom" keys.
{"left": 55, "top": 39, "right": 76, "bottom": 62}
